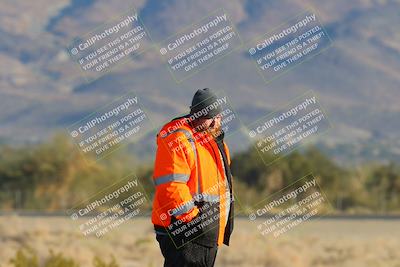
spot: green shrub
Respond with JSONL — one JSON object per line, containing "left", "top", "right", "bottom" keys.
{"left": 9, "top": 248, "right": 119, "bottom": 267}
{"left": 93, "top": 256, "right": 119, "bottom": 267}
{"left": 9, "top": 248, "right": 39, "bottom": 267}
{"left": 44, "top": 250, "right": 80, "bottom": 267}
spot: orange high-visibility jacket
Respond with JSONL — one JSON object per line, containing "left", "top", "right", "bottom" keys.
{"left": 151, "top": 116, "right": 234, "bottom": 246}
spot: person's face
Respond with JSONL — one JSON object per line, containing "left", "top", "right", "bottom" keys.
{"left": 193, "top": 115, "right": 222, "bottom": 136}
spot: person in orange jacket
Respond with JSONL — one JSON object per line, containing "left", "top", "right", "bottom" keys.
{"left": 152, "top": 88, "right": 234, "bottom": 267}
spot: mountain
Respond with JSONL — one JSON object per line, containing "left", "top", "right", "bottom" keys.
{"left": 0, "top": 0, "right": 399, "bottom": 164}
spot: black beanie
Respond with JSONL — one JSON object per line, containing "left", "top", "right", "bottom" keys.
{"left": 190, "top": 88, "right": 222, "bottom": 118}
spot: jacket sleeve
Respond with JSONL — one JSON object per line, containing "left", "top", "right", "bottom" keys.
{"left": 153, "top": 131, "right": 199, "bottom": 222}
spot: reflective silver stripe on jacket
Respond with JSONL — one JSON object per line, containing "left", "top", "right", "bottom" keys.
{"left": 169, "top": 200, "right": 195, "bottom": 216}
{"left": 153, "top": 173, "right": 190, "bottom": 186}
{"left": 193, "top": 193, "right": 220, "bottom": 203}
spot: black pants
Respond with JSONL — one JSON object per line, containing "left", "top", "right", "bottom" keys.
{"left": 156, "top": 234, "right": 218, "bottom": 267}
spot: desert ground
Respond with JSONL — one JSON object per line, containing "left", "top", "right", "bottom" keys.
{"left": 0, "top": 215, "right": 399, "bottom": 267}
